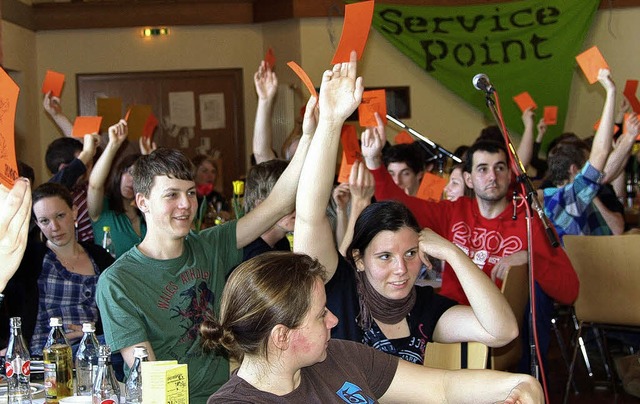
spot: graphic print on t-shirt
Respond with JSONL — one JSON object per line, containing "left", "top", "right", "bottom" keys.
{"left": 450, "top": 221, "right": 522, "bottom": 269}
{"left": 336, "top": 381, "right": 375, "bottom": 404}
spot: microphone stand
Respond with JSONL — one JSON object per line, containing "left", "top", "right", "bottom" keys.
{"left": 481, "top": 89, "right": 558, "bottom": 391}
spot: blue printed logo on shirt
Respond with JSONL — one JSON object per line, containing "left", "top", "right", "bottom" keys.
{"left": 336, "top": 381, "right": 375, "bottom": 404}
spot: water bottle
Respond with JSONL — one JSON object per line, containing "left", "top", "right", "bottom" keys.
{"left": 75, "top": 322, "right": 100, "bottom": 396}
{"left": 5, "top": 317, "right": 33, "bottom": 403}
{"left": 43, "top": 317, "right": 74, "bottom": 403}
{"left": 124, "top": 346, "right": 149, "bottom": 403}
{"left": 92, "top": 345, "right": 120, "bottom": 404}
{"left": 102, "top": 226, "right": 116, "bottom": 258}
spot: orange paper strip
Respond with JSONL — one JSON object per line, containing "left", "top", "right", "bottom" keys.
{"left": 265, "top": 48, "right": 276, "bottom": 70}
{"left": 543, "top": 106, "right": 558, "bottom": 125}
{"left": 576, "top": 46, "right": 609, "bottom": 85}
{"left": 143, "top": 112, "right": 159, "bottom": 140}
{"left": 331, "top": 0, "right": 375, "bottom": 64}
{"left": 340, "top": 125, "right": 361, "bottom": 164}
{"left": 593, "top": 119, "right": 620, "bottom": 134}
{"left": 394, "top": 131, "right": 414, "bottom": 145}
{"left": 41, "top": 70, "right": 65, "bottom": 98}
{"left": 0, "top": 67, "right": 20, "bottom": 187}
{"left": 624, "top": 80, "right": 640, "bottom": 114}
{"left": 513, "top": 92, "right": 537, "bottom": 113}
{"left": 416, "top": 172, "right": 448, "bottom": 202}
{"left": 337, "top": 151, "right": 354, "bottom": 184}
{"left": 72, "top": 116, "right": 103, "bottom": 138}
{"left": 125, "top": 105, "right": 152, "bottom": 141}
{"left": 287, "top": 61, "right": 318, "bottom": 99}
{"left": 358, "top": 89, "right": 387, "bottom": 127}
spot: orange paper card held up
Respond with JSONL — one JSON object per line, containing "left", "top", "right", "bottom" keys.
{"left": 543, "top": 106, "right": 558, "bottom": 125}
{"left": 624, "top": 80, "right": 640, "bottom": 114}
{"left": 287, "top": 61, "right": 318, "bottom": 99}
{"left": 96, "top": 98, "right": 123, "bottom": 132}
{"left": 358, "top": 89, "right": 387, "bottom": 127}
{"left": 513, "top": 92, "right": 537, "bottom": 113}
{"left": 338, "top": 151, "right": 354, "bottom": 184}
{"left": 143, "top": 112, "right": 159, "bottom": 140}
{"left": 265, "top": 48, "right": 276, "bottom": 70}
{"left": 576, "top": 46, "right": 609, "bottom": 85}
{"left": 340, "top": 125, "right": 361, "bottom": 164}
{"left": 394, "top": 131, "right": 414, "bottom": 144}
{"left": 416, "top": 172, "right": 447, "bottom": 202}
{"left": 0, "top": 67, "right": 21, "bottom": 188}
{"left": 125, "top": 105, "right": 152, "bottom": 141}
{"left": 72, "top": 116, "right": 103, "bottom": 138}
{"left": 593, "top": 119, "right": 620, "bottom": 134}
{"left": 331, "top": 0, "right": 375, "bottom": 64}
{"left": 41, "top": 70, "right": 65, "bottom": 98}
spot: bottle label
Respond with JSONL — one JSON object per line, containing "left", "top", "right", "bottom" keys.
{"left": 100, "top": 400, "right": 116, "bottom": 404}
{"left": 5, "top": 358, "right": 30, "bottom": 377}
{"left": 44, "top": 362, "right": 57, "bottom": 398}
{"left": 5, "top": 361, "right": 14, "bottom": 378}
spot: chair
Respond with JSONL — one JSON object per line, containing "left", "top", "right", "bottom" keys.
{"left": 424, "top": 341, "right": 488, "bottom": 370}
{"left": 490, "top": 263, "right": 529, "bottom": 371}
{"left": 563, "top": 234, "right": 640, "bottom": 402}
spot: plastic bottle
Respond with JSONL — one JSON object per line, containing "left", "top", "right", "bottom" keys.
{"left": 5, "top": 317, "right": 33, "bottom": 403}
{"left": 124, "top": 346, "right": 149, "bottom": 403}
{"left": 92, "top": 344, "right": 121, "bottom": 404}
{"left": 75, "top": 322, "right": 100, "bottom": 396}
{"left": 43, "top": 317, "right": 74, "bottom": 403}
{"left": 102, "top": 226, "right": 116, "bottom": 258}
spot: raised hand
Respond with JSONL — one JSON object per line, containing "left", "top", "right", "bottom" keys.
{"left": 521, "top": 107, "right": 534, "bottom": 128}
{"left": 139, "top": 136, "right": 158, "bottom": 156}
{"left": 598, "top": 68, "right": 615, "bottom": 93}
{"left": 254, "top": 61, "right": 278, "bottom": 101}
{"left": 318, "top": 50, "right": 364, "bottom": 124}
{"left": 361, "top": 125, "right": 386, "bottom": 170}
{"left": 332, "top": 183, "right": 351, "bottom": 212}
{"left": 418, "top": 228, "right": 456, "bottom": 268}
{"left": 108, "top": 119, "right": 128, "bottom": 147}
{"left": 43, "top": 91, "right": 62, "bottom": 117}
{"left": 302, "top": 96, "right": 319, "bottom": 137}
{"left": 0, "top": 178, "right": 32, "bottom": 292}
{"left": 349, "top": 160, "right": 374, "bottom": 204}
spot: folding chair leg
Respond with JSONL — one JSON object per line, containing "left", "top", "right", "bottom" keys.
{"left": 552, "top": 317, "right": 579, "bottom": 394}
{"left": 578, "top": 333, "right": 594, "bottom": 377}
{"left": 564, "top": 324, "right": 584, "bottom": 404}
{"left": 593, "top": 327, "right": 613, "bottom": 381}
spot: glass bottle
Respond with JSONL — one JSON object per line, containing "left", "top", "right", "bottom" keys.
{"left": 5, "top": 317, "right": 33, "bottom": 403}
{"left": 102, "top": 226, "right": 116, "bottom": 258}
{"left": 124, "top": 346, "right": 149, "bottom": 403}
{"left": 92, "top": 345, "right": 121, "bottom": 404}
{"left": 43, "top": 317, "right": 74, "bottom": 403}
{"left": 75, "top": 322, "right": 100, "bottom": 396}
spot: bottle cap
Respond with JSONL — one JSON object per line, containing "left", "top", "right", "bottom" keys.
{"left": 82, "top": 322, "right": 96, "bottom": 333}
{"left": 133, "top": 346, "right": 149, "bottom": 359}
{"left": 103, "top": 226, "right": 111, "bottom": 232}
{"left": 9, "top": 317, "right": 21, "bottom": 328}
{"left": 49, "top": 317, "right": 63, "bottom": 327}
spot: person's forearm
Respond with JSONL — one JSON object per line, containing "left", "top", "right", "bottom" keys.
{"left": 590, "top": 86, "right": 616, "bottom": 171}
{"left": 252, "top": 98, "right": 277, "bottom": 164}
{"left": 517, "top": 122, "right": 535, "bottom": 168}
{"left": 338, "top": 198, "right": 370, "bottom": 256}
{"left": 593, "top": 197, "right": 625, "bottom": 235}
{"left": 51, "top": 113, "right": 74, "bottom": 137}
{"left": 334, "top": 207, "right": 348, "bottom": 251}
{"left": 602, "top": 135, "right": 635, "bottom": 183}
{"left": 88, "top": 141, "right": 120, "bottom": 219}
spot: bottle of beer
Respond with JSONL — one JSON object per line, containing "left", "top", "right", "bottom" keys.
{"left": 5, "top": 317, "right": 33, "bottom": 403}
{"left": 43, "top": 317, "right": 73, "bottom": 403}
{"left": 102, "top": 226, "right": 116, "bottom": 258}
{"left": 75, "top": 322, "right": 100, "bottom": 396}
{"left": 92, "top": 344, "right": 121, "bottom": 404}
{"left": 124, "top": 346, "right": 148, "bottom": 403}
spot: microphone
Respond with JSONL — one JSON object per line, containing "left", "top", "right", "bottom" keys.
{"left": 472, "top": 73, "right": 494, "bottom": 94}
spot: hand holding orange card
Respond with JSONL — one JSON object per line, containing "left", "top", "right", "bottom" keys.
{"left": 358, "top": 90, "right": 387, "bottom": 127}
{"left": 265, "top": 48, "right": 276, "bottom": 70}
{"left": 543, "top": 106, "right": 558, "bottom": 125}
{"left": 143, "top": 113, "right": 159, "bottom": 140}
{"left": 576, "top": 46, "right": 609, "bottom": 85}
{"left": 338, "top": 125, "right": 361, "bottom": 183}
{"left": 416, "top": 172, "right": 447, "bottom": 202}
{"left": 0, "top": 67, "right": 21, "bottom": 187}
{"left": 41, "top": 70, "right": 65, "bottom": 98}
{"left": 125, "top": 105, "right": 152, "bottom": 140}
{"left": 72, "top": 116, "right": 102, "bottom": 138}
{"left": 513, "top": 92, "right": 537, "bottom": 113}
{"left": 394, "top": 130, "right": 414, "bottom": 144}
{"left": 287, "top": 61, "right": 318, "bottom": 99}
{"left": 331, "top": 0, "right": 374, "bottom": 64}
{"left": 624, "top": 80, "right": 640, "bottom": 114}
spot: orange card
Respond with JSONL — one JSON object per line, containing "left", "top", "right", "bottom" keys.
{"left": 576, "top": 46, "right": 609, "bottom": 85}
{"left": 0, "top": 68, "right": 20, "bottom": 188}
{"left": 394, "top": 130, "right": 414, "bottom": 144}
{"left": 41, "top": 70, "right": 65, "bottom": 98}
{"left": 358, "top": 89, "right": 387, "bottom": 127}
{"left": 337, "top": 151, "right": 354, "bottom": 184}
{"left": 340, "top": 125, "right": 361, "bottom": 164}
{"left": 125, "top": 104, "right": 152, "bottom": 141}
{"left": 624, "top": 80, "right": 640, "bottom": 113}
{"left": 72, "top": 116, "right": 103, "bottom": 138}
{"left": 416, "top": 172, "right": 448, "bottom": 202}
{"left": 143, "top": 112, "right": 159, "bottom": 140}
{"left": 543, "top": 106, "right": 558, "bottom": 125}
{"left": 287, "top": 61, "right": 318, "bottom": 99}
{"left": 593, "top": 119, "right": 620, "bottom": 134}
{"left": 331, "top": 0, "right": 374, "bottom": 64}
{"left": 96, "top": 97, "right": 123, "bottom": 132}
{"left": 513, "top": 91, "right": 537, "bottom": 113}
{"left": 265, "top": 48, "right": 276, "bottom": 70}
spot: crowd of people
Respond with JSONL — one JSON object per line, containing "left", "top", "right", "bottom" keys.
{"left": 2, "top": 46, "right": 640, "bottom": 403}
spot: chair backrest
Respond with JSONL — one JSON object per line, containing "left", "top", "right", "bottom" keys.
{"left": 424, "top": 342, "right": 488, "bottom": 370}
{"left": 564, "top": 234, "right": 640, "bottom": 326}
{"left": 491, "top": 263, "right": 529, "bottom": 371}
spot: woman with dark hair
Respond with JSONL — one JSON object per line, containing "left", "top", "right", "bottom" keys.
{"left": 88, "top": 120, "right": 146, "bottom": 257}
{"left": 201, "top": 251, "right": 542, "bottom": 403}
{"left": 2, "top": 182, "right": 114, "bottom": 354}
{"left": 191, "top": 154, "right": 230, "bottom": 224}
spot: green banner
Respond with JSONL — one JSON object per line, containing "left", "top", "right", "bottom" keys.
{"left": 371, "top": 0, "right": 599, "bottom": 149}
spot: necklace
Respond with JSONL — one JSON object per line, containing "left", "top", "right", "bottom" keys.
{"left": 49, "top": 242, "right": 83, "bottom": 271}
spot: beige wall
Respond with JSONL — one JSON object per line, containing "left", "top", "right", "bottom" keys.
{"left": 2, "top": 6, "right": 639, "bottom": 183}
